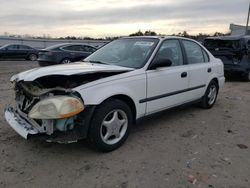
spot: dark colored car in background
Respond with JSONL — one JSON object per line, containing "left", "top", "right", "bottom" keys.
{"left": 0, "top": 44, "right": 38, "bottom": 61}
{"left": 37, "top": 43, "right": 97, "bottom": 66}
{"left": 204, "top": 35, "right": 250, "bottom": 81}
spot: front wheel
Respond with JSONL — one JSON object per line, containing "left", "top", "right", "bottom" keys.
{"left": 200, "top": 80, "right": 219, "bottom": 109}
{"left": 61, "top": 58, "right": 71, "bottom": 64}
{"left": 28, "top": 54, "right": 37, "bottom": 61}
{"left": 88, "top": 99, "right": 132, "bottom": 152}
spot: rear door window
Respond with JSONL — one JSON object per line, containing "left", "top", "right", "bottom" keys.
{"left": 62, "top": 45, "right": 77, "bottom": 51}
{"left": 8, "top": 45, "right": 19, "bottom": 50}
{"left": 82, "top": 45, "right": 96, "bottom": 53}
{"left": 19, "top": 45, "right": 31, "bottom": 50}
{"left": 183, "top": 40, "right": 204, "bottom": 64}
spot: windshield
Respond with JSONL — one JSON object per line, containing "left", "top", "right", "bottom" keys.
{"left": 204, "top": 39, "right": 241, "bottom": 50}
{"left": 0, "top": 44, "right": 9, "bottom": 49}
{"left": 85, "top": 38, "right": 159, "bottom": 68}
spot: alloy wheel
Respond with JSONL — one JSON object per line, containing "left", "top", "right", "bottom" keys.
{"left": 207, "top": 85, "right": 217, "bottom": 105}
{"left": 100, "top": 109, "right": 128, "bottom": 145}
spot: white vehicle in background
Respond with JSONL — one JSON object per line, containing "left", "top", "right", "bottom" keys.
{"left": 5, "top": 36, "right": 225, "bottom": 152}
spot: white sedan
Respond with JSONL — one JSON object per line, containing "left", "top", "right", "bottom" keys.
{"left": 5, "top": 36, "right": 225, "bottom": 152}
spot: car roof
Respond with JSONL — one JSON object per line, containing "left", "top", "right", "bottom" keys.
{"left": 45, "top": 43, "right": 96, "bottom": 50}
{"left": 1, "top": 44, "right": 30, "bottom": 46}
{"left": 0, "top": 44, "right": 32, "bottom": 49}
{"left": 122, "top": 35, "right": 189, "bottom": 39}
{"left": 205, "top": 35, "right": 250, "bottom": 41}
{"left": 121, "top": 35, "right": 199, "bottom": 42}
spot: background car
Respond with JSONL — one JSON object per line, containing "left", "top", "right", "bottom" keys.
{"left": 204, "top": 35, "right": 250, "bottom": 81}
{"left": 37, "top": 43, "right": 97, "bottom": 66}
{"left": 0, "top": 44, "right": 38, "bottom": 61}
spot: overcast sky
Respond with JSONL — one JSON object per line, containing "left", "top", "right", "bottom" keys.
{"left": 0, "top": 0, "right": 249, "bottom": 37}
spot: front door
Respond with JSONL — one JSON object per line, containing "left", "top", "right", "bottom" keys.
{"left": 144, "top": 39, "right": 189, "bottom": 115}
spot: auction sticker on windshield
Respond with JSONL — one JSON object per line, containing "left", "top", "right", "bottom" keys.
{"left": 134, "top": 41, "right": 154, "bottom": 46}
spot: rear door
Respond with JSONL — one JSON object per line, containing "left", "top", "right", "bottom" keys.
{"left": 145, "top": 39, "right": 189, "bottom": 114}
{"left": 18, "top": 45, "right": 30, "bottom": 58}
{"left": 62, "top": 45, "right": 84, "bottom": 61}
{"left": 181, "top": 40, "right": 212, "bottom": 101}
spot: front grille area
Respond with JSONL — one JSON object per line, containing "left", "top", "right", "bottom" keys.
{"left": 15, "top": 84, "right": 40, "bottom": 114}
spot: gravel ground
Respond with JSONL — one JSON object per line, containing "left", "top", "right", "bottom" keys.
{"left": 0, "top": 61, "right": 250, "bottom": 188}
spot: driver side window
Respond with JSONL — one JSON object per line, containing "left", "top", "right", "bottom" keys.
{"left": 154, "top": 39, "right": 184, "bottom": 66}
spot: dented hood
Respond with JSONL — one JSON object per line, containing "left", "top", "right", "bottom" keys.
{"left": 11, "top": 62, "right": 133, "bottom": 82}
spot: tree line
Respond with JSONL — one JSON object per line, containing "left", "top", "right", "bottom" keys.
{"left": 2, "top": 30, "right": 230, "bottom": 42}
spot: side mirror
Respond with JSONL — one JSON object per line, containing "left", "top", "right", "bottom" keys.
{"left": 149, "top": 58, "right": 172, "bottom": 69}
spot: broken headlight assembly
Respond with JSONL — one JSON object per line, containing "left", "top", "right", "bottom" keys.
{"left": 28, "top": 96, "right": 84, "bottom": 119}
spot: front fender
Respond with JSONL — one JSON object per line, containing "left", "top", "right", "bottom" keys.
{"left": 73, "top": 73, "right": 147, "bottom": 119}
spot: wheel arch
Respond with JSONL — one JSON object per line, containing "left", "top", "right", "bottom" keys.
{"left": 100, "top": 94, "right": 137, "bottom": 124}
{"left": 60, "top": 57, "right": 72, "bottom": 63}
{"left": 211, "top": 77, "right": 219, "bottom": 89}
{"left": 26, "top": 53, "right": 37, "bottom": 60}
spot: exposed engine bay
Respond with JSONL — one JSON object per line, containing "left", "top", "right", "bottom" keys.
{"left": 10, "top": 71, "right": 125, "bottom": 142}
{"left": 14, "top": 80, "right": 81, "bottom": 142}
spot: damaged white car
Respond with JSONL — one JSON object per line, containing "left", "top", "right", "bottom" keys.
{"left": 5, "top": 36, "right": 225, "bottom": 151}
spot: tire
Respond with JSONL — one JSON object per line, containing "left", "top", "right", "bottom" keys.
{"left": 88, "top": 99, "right": 132, "bottom": 152}
{"left": 28, "top": 54, "right": 37, "bottom": 61}
{"left": 61, "top": 58, "right": 71, "bottom": 64}
{"left": 200, "top": 80, "right": 219, "bottom": 109}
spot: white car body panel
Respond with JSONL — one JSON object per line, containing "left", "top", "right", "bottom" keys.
{"left": 10, "top": 62, "right": 133, "bottom": 82}
{"left": 73, "top": 69, "right": 147, "bottom": 118}
{"left": 145, "top": 65, "right": 189, "bottom": 114}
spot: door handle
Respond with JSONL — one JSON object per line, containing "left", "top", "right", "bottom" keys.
{"left": 181, "top": 72, "right": 187, "bottom": 78}
{"left": 207, "top": 68, "right": 212, "bottom": 73}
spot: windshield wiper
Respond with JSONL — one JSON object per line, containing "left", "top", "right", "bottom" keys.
{"left": 87, "top": 60, "right": 109, "bottom": 65}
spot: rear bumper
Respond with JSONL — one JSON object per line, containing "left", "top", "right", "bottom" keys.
{"left": 4, "top": 107, "right": 38, "bottom": 139}
{"left": 218, "top": 76, "right": 225, "bottom": 89}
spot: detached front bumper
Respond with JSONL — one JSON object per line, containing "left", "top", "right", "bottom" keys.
{"left": 4, "top": 107, "right": 38, "bottom": 139}
{"left": 4, "top": 106, "right": 96, "bottom": 143}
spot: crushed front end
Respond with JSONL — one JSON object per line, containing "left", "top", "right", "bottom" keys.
{"left": 4, "top": 81, "right": 90, "bottom": 143}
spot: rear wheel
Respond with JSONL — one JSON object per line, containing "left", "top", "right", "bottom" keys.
{"left": 88, "top": 99, "right": 132, "bottom": 152}
{"left": 61, "top": 58, "right": 71, "bottom": 64}
{"left": 28, "top": 54, "right": 37, "bottom": 61}
{"left": 200, "top": 80, "right": 219, "bottom": 109}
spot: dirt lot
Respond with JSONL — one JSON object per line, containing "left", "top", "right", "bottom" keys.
{"left": 0, "top": 61, "right": 250, "bottom": 188}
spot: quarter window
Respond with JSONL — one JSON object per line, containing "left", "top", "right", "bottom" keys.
{"left": 19, "top": 45, "right": 31, "bottom": 50}
{"left": 62, "top": 45, "right": 78, "bottom": 51}
{"left": 202, "top": 50, "right": 209, "bottom": 62}
{"left": 154, "top": 39, "right": 184, "bottom": 66}
{"left": 82, "top": 45, "right": 96, "bottom": 53}
{"left": 183, "top": 40, "right": 205, "bottom": 64}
